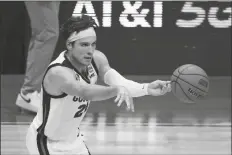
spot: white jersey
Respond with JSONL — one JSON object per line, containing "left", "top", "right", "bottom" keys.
{"left": 31, "top": 51, "right": 98, "bottom": 141}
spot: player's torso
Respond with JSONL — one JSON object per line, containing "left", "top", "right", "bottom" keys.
{"left": 32, "top": 51, "right": 98, "bottom": 141}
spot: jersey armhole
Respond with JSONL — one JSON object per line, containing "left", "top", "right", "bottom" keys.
{"left": 42, "top": 63, "right": 68, "bottom": 98}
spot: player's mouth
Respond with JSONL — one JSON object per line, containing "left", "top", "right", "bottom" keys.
{"left": 84, "top": 57, "right": 92, "bottom": 61}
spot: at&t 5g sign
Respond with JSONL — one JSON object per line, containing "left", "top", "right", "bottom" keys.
{"left": 72, "top": 1, "right": 231, "bottom": 28}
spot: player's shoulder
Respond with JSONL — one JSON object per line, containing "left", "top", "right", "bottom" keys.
{"left": 46, "top": 65, "right": 74, "bottom": 82}
{"left": 93, "top": 50, "right": 108, "bottom": 65}
{"left": 93, "top": 50, "right": 105, "bottom": 59}
{"left": 49, "top": 65, "right": 70, "bottom": 75}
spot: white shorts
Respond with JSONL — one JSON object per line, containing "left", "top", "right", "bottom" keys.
{"left": 26, "top": 124, "right": 90, "bottom": 155}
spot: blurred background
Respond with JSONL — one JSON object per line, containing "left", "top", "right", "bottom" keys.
{"left": 1, "top": 1, "right": 231, "bottom": 155}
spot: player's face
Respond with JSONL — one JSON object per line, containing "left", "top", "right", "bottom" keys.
{"left": 72, "top": 36, "right": 97, "bottom": 66}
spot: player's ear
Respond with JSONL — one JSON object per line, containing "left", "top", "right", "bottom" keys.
{"left": 66, "top": 42, "right": 73, "bottom": 50}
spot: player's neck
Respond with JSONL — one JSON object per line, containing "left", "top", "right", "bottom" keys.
{"left": 66, "top": 53, "right": 86, "bottom": 73}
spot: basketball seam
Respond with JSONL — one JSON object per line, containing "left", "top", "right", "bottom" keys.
{"left": 171, "top": 81, "right": 195, "bottom": 103}
{"left": 176, "top": 65, "right": 191, "bottom": 95}
{"left": 177, "top": 65, "right": 208, "bottom": 80}
{"left": 178, "top": 73, "right": 208, "bottom": 79}
{"left": 172, "top": 74, "right": 207, "bottom": 93}
{"left": 173, "top": 76, "right": 177, "bottom": 94}
{"left": 177, "top": 65, "right": 192, "bottom": 75}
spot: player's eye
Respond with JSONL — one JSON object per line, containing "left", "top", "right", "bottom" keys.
{"left": 92, "top": 42, "right": 96, "bottom": 47}
{"left": 81, "top": 43, "right": 89, "bottom": 47}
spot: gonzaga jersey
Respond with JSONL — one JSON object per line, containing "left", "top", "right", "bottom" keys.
{"left": 32, "top": 51, "right": 98, "bottom": 141}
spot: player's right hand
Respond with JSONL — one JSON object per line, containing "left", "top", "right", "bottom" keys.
{"left": 147, "top": 80, "right": 171, "bottom": 96}
{"left": 114, "top": 86, "right": 134, "bottom": 112}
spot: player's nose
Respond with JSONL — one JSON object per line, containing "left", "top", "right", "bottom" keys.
{"left": 87, "top": 46, "right": 95, "bottom": 54}
{"left": 87, "top": 49, "right": 94, "bottom": 55}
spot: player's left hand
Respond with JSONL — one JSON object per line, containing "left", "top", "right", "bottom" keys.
{"left": 147, "top": 80, "right": 171, "bottom": 96}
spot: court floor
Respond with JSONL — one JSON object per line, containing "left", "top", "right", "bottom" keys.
{"left": 1, "top": 112, "right": 231, "bottom": 155}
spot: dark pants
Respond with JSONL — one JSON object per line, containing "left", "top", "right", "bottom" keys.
{"left": 22, "top": 2, "right": 60, "bottom": 94}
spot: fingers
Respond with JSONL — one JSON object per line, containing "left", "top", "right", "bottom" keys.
{"left": 125, "top": 96, "right": 134, "bottom": 112}
{"left": 156, "top": 80, "right": 171, "bottom": 90}
{"left": 149, "top": 80, "right": 172, "bottom": 96}
{"left": 165, "top": 81, "right": 171, "bottom": 91}
{"left": 162, "top": 81, "right": 171, "bottom": 92}
{"left": 115, "top": 94, "right": 123, "bottom": 107}
{"left": 114, "top": 94, "right": 120, "bottom": 103}
{"left": 153, "top": 80, "right": 169, "bottom": 89}
{"left": 130, "top": 97, "right": 134, "bottom": 112}
{"left": 161, "top": 83, "right": 171, "bottom": 94}
{"left": 117, "top": 95, "right": 124, "bottom": 107}
{"left": 166, "top": 83, "right": 172, "bottom": 92}
{"left": 125, "top": 96, "right": 130, "bottom": 109}
{"left": 115, "top": 91, "right": 134, "bottom": 112}
{"left": 156, "top": 80, "right": 171, "bottom": 85}
{"left": 162, "top": 81, "right": 171, "bottom": 87}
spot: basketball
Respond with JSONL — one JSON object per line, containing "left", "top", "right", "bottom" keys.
{"left": 171, "top": 64, "right": 209, "bottom": 103}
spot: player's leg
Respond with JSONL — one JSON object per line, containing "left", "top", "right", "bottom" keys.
{"left": 48, "top": 136, "right": 91, "bottom": 155}
{"left": 16, "top": 2, "right": 60, "bottom": 112}
{"left": 26, "top": 124, "right": 40, "bottom": 155}
{"left": 26, "top": 123, "right": 59, "bottom": 155}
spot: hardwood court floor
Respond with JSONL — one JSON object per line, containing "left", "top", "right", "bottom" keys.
{"left": 1, "top": 119, "right": 231, "bottom": 155}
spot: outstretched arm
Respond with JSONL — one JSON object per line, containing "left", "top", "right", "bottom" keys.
{"left": 44, "top": 65, "right": 133, "bottom": 112}
{"left": 94, "top": 50, "right": 171, "bottom": 97}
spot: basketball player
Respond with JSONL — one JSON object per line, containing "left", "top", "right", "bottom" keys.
{"left": 26, "top": 15, "right": 171, "bottom": 155}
